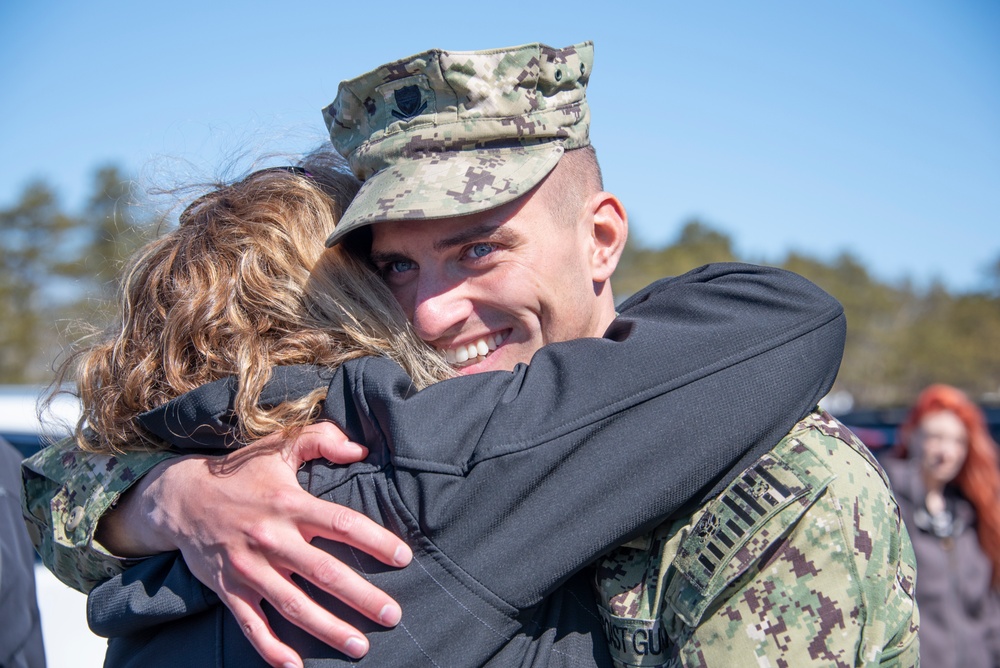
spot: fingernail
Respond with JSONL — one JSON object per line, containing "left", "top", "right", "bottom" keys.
{"left": 393, "top": 544, "right": 413, "bottom": 566}
{"left": 282, "top": 663, "right": 299, "bottom": 668}
{"left": 349, "top": 441, "right": 368, "bottom": 456}
{"left": 344, "top": 636, "right": 368, "bottom": 659}
{"left": 379, "top": 603, "right": 402, "bottom": 626}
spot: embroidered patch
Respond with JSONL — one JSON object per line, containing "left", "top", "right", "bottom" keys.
{"left": 391, "top": 85, "right": 427, "bottom": 121}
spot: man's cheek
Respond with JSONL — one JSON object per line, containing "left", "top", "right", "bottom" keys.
{"left": 387, "top": 284, "right": 415, "bottom": 317}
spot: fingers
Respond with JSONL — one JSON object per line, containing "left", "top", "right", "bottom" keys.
{"left": 228, "top": 487, "right": 407, "bottom": 638}
{"left": 281, "top": 541, "right": 403, "bottom": 628}
{"left": 226, "top": 577, "right": 372, "bottom": 664}
{"left": 250, "top": 551, "right": 401, "bottom": 656}
{"left": 266, "top": 424, "right": 414, "bottom": 570}
{"left": 157, "top": 426, "right": 413, "bottom": 665}
{"left": 224, "top": 593, "right": 306, "bottom": 668}
{"left": 284, "top": 422, "right": 369, "bottom": 466}
{"left": 290, "top": 493, "right": 412, "bottom": 568}
{"left": 244, "top": 490, "right": 410, "bottom": 607}
{"left": 211, "top": 540, "right": 391, "bottom": 664}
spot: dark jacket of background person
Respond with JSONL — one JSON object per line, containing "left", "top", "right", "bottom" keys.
{"left": 87, "top": 264, "right": 846, "bottom": 667}
{"left": 885, "top": 457, "right": 1000, "bottom": 668}
{"left": 0, "top": 438, "right": 45, "bottom": 668}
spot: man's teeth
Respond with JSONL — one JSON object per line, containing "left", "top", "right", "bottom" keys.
{"left": 443, "top": 334, "right": 505, "bottom": 365}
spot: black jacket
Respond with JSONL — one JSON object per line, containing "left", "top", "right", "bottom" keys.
{"left": 90, "top": 264, "right": 846, "bottom": 667}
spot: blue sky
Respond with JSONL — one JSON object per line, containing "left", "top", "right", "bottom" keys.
{"left": 2, "top": 1, "right": 997, "bottom": 291}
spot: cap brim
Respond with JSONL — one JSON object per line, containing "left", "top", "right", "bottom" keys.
{"left": 325, "top": 144, "right": 564, "bottom": 246}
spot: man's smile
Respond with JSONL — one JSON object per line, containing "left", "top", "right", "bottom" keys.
{"left": 439, "top": 331, "right": 509, "bottom": 367}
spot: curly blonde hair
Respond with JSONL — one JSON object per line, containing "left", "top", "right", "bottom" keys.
{"left": 57, "top": 150, "right": 451, "bottom": 453}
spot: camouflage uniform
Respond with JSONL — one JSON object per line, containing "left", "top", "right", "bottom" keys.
{"left": 20, "top": 439, "right": 173, "bottom": 591}
{"left": 594, "top": 410, "right": 920, "bottom": 668}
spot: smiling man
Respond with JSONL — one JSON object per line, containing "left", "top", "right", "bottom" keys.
{"left": 367, "top": 151, "right": 612, "bottom": 375}
{"left": 23, "top": 41, "right": 917, "bottom": 667}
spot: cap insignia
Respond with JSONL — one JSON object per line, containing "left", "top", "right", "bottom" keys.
{"left": 391, "top": 85, "right": 427, "bottom": 121}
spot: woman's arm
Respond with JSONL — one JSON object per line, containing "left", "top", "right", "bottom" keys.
{"left": 93, "top": 263, "right": 845, "bottom": 667}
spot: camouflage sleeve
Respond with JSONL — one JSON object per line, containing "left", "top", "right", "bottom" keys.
{"left": 595, "top": 411, "right": 920, "bottom": 668}
{"left": 679, "top": 414, "right": 920, "bottom": 667}
{"left": 20, "top": 436, "right": 176, "bottom": 593}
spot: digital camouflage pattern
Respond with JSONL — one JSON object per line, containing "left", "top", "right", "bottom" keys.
{"left": 20, "top": 437, "right": 175, "bottom": 592}
{"left": 594, "top": 409, "right": 920, "bottom": 668}
{"left": 322, "top": 41, "right": 592, "bottom": 245}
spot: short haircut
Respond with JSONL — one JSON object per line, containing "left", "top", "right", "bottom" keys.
{"left": 541, "top": 145, "right": 604, "bottom": 226}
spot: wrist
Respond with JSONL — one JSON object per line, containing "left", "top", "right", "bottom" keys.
{"left": 96, "top": 456, "right": 202, "bottom": 557}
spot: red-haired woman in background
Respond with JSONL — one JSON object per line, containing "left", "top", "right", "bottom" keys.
{"left": 885, "top": 383, "right": 1000, "bottom": 668}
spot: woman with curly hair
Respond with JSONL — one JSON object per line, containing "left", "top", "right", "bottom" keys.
{"left": 886, "top": 383, "right": 1000, "bottom": 668}
{"left": 60, "top": 157, "right": 451, "bottom": 457}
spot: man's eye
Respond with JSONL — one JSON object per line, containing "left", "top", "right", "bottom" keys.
{"left": 466, "top": 243, "right": 496, "bottom": 259}
{"left": 384, "top": 259, "right": 417, "bottom": 274}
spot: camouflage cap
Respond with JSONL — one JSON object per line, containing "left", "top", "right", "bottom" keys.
{"left": 322, "top": 41, "right": 593, "bottom": 246}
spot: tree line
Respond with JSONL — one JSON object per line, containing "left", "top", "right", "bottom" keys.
{"left": 0, "top": 167, "right": 159, "bottom": 387}
{"left": 2, "top": 168, "right": 998, "bottom": 409}
{"left": 615, "top": 221, "right": 1000, "bottom": 408}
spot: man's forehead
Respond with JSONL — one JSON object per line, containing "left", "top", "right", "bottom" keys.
{"left": 369, "top": 195, "right": 530, "bottom": 254}
{"left": 370, "top": 216, "right": 502, "bottom": 256}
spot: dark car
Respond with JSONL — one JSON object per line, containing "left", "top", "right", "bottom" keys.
{"left": 839, "top": 405, "right": 1000, "bottom": 459}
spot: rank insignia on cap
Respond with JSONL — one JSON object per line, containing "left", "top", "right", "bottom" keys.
{"left": 391, "top": 85, "right": 427, "bottom": 121}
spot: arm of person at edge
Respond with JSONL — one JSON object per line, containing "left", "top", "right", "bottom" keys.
{"left": 23, "top": 262, "right": 845, "bottom": 665}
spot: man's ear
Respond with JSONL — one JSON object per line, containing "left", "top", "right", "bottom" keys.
{"left": 585, "top": 191, "right": 628, "bottom": 283}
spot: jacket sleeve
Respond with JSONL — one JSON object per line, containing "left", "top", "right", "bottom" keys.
{"left": 321, "top": 262, "right": 847, "bottom": 607}
{"left": 20, "top": 437, "right": 176, "bottom": 592}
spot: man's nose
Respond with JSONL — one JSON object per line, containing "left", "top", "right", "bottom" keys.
{"left": 410, "top": 273, "right": 474, "bottom": 343}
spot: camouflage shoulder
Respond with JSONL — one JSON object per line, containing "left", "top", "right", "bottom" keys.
{"left": 794, "top": 408, "right": 889, "bottom": 486}
{"left": 593, "top": 409, "right": 919, "bottom": 667}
